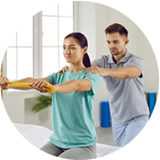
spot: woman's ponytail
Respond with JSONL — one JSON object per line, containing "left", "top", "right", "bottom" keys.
{"left": 83, "top": 53, "right": 91, "bottom": 68}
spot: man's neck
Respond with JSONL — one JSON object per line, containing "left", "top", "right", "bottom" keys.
{"left": 113, "top": 49, "right": 127, "bottom": 63}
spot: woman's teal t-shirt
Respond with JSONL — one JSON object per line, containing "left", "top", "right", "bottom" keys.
{"left": 46, "top": 68, "right": 101, "bottom": 149}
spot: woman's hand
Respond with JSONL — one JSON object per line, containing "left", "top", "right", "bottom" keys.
{"left": 59, "top": 65, "right": 69, "bottom": 73}
{"left": 30, "top": 79, "right": 51, "bottom": 93}
{"left": 0, "top": 76, "right": 9, "bottom": 90}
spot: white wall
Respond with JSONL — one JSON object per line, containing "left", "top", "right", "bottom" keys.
{"left": 75, "top": 2, "right": 97, "bottom": 61}
{"left": 3, "top": 90, "right": 52, "bottom": 129}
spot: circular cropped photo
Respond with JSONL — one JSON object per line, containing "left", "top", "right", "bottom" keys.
{"left": 0, "top": 1, "right": 159, "bottom": 159}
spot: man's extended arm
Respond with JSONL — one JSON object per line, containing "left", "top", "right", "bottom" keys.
{"left": 84, "top": 65, "right": 141, "bottom": 79}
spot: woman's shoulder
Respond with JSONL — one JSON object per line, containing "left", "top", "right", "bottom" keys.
{"left": 84, "top": 68, "right": 101, "bottom": 80}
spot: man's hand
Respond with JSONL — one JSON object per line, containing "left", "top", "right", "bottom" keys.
{"left": 84, "top": 66, "right": 106, "bottom": 77}
{"left": 59, "top": 66, "right": 69, "bottom": 73}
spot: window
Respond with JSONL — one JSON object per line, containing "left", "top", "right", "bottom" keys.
{"left": 42, "top": 1, "right": 73, "bottom": 77}
{"left": 6, "top": 2, "right": 74, "bottom": 81}
{"left": 7, "top": 20, "right": 33, "bottom": 80}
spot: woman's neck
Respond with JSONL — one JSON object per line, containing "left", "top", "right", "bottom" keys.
{"left": 69, "top": 63, "right": 86, "bottom": 72}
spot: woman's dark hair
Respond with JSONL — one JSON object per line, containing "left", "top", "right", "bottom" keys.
{"left": 105, "top": 23, "right": 128, "bottom": 37}
{"left": 64, "top": 32, "right": 91, "bottom": 67}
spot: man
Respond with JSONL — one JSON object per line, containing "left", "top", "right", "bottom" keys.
{"left": 84, "top": 23, "right": 149, "bottom": 147}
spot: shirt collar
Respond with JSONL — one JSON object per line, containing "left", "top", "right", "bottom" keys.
{"left": 108, "top": 49, "right": 131, "bottom": 64}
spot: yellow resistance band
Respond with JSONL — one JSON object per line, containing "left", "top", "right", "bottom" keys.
{"left": 7, "top": 82, "right": 56, "bottom": 93}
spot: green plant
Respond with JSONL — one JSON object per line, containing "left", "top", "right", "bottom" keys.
{"left": 32, "top": 94, "right": 52, "bottom": 113}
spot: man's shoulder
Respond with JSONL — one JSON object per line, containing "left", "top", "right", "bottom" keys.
{"left": 127, "top": 52, "right": 143, "bottom": 61}
{"left": 101, "top": 54, "right": 110, "bottom": 60}
{"left": 92, "top": 54, "right": 110, "bottom": 65}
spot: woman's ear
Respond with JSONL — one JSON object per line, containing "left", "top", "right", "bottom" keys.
{"left": 83, "top": 46, "right": 88, "bottom": 54}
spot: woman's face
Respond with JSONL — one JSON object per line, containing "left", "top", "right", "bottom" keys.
{"left": 63, "top": 37, "right": 87, "bottom": 64}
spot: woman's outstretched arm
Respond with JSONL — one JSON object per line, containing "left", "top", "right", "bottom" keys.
{"left": 30, "top": 78, "right": 92, "bottom": 93}
{"left": 54, "top": 79, "right": 92, "bottom": 93}
{"left": 0, "top": 76, "right": 50, "bottom": 92}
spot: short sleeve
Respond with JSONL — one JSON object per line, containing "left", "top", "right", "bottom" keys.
{"left": 85, "top": 73, "right": 101, "bottom": 95}
{"left": 46, "top": 73, "right": 56, "bottom": 85}
{"left": 92, "top": 58, "right": 103, "bottom": 67}
{"left": 130, "top": 56, "right": 145, "bottom": 77}
{"left": 92, "top": 56, "right": 109, "bottom": 68}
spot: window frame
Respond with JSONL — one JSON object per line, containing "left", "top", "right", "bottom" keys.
{"left": 3, "top": 2, "right": 77, "bottom": 94}
{"left": 34, "top": 2, "right": 76, "bottom": 78}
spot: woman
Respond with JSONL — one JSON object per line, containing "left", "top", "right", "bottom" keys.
{"left": 0, "top": 32, "right": 101, "bottom": 159}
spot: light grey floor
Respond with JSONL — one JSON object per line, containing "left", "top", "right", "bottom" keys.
{"left": 96, "top": 126, "right": 115, "bottom": 146}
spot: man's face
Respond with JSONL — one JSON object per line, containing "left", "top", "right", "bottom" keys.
{"left": 106, "top": 32, "right": 128, "bottom": 56}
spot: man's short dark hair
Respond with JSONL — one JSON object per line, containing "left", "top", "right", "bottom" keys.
{"left": 105, "top": 23, "right": 128, "bottom": 37}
